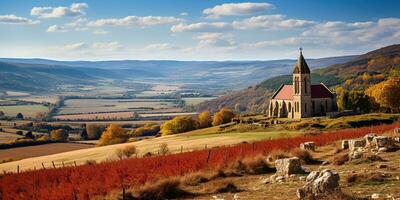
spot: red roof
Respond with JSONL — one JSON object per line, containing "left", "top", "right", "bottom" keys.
{"left": 272, "top": 84, "right": 333, "bottom": 100}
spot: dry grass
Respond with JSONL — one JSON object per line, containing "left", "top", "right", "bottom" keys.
{"left": 346, "top": 172, "right": 389, "bottom": 184}
{"left": 212, "top": 181, "right": 240, "bottom": 194}
{"left": 289, "top": 148, "right": 319, "bottom": 164}
{"left": 331, "top": 152, "right": 350, "bottom": 165}
{"left": 130, "top": 178, "right": 192, "bottom": 200}
{"left": 266, "top": 149, "right": 290, "bottom": 164}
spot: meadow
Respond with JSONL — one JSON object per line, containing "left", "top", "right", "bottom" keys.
{"left": 0, "top": 105, "right": 49, "bottom": 118}
{"left": 0, "top": 122, "right": 398, "bottom": 200}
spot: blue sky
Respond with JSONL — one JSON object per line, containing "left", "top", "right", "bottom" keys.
{"left": 0, "top": 0, "right": 399, "bottom": 60}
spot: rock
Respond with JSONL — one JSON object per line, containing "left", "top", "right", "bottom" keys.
{"left": 377, "top": 164, "right": 387, "bottom": 169}
{"left": 372, "top": 136, "right": 392, "bottom": 148}
{"left": 321, "top": 161, "right": 330, "bottom": 166}
{"left": 364, "top": 134, "right": 377, "bottom": 146}
{"left": 300, "top": 142, "right": 316, "bottom": 151}
{"left": 394, "top": 128, "right": 400, "bottom": 135}
{"left": 299, "top": 176, "right": 306, "bottom": 181}
{"left": 349, "top": 151, "right": 363, "bottom": 160}
{"left": 275, "top": 176, "right": 285, "bottom": 182}
{"left": 341, "top": 140, "right": 349, "bottom": 149}
{"left": 394, "top": 137, "right": 400, "bottom": 143}
{"left": 296, "top": 169, "right": 341, "bottom": 200}
{"left": 348, "top": 139, "right": 366, "bottom": 151}
{"left": 371, "top": 193, "right": 382, "bottom": 199}
{"left": 275, "top": 157, "right": 303, "bottom": 176}
{"left": 378, "top": 147, "right": 388, "bottom": 152}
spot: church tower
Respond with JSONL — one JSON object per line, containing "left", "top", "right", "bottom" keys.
{"left": 292, "top": 48, "right": 312, "bottom": 118}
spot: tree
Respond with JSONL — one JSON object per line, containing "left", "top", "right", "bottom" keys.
{"left": 98, "top": 124, "right": 128, "bottom": 146}
{"left": 160, "top": 116, "right": 198, "bottom": 136}
{"left": 366, "top": 77, "right": 400, "bottom": 113}
{"left": 80, "top": 129, "right": 88, "bottom": 140}
{"left": 50, "top": 129, "right": 69, "bottom": 142}
{"left": 16, "top": 113, "right": 24, "bottom": 119}
{"left": 347, "top": 90, "right": 375, "bottom": 113}
{"left": 197, "top": 111, "right": 212, "bottom": 128}
{"left": 0, "top": 111, "right": 4, "bottom": 116}
{"left": 86, "top": 123, "right": 107, "bottom": 139}
{"left": 212, "top": 108, "right": 235, "bottom": 126}
{"left": 25, "top": 131, "right": 35, "bottom": 139}
{"left": 336, "top": 87, "right": 350, "bottom": 111}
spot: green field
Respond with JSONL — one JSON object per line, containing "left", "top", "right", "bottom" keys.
{"left": 0, "top": 105, "right": 49, "bottom": 118}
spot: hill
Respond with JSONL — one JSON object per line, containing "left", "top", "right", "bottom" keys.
{"left": 196, "top": 44, "right": 400, "bottom": 113}
{"left": 0, "top": 56, "right": 354, "bottom": 94}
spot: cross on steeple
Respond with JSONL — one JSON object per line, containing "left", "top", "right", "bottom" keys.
{"left": 299, "top": 47, "right": 303, "bottom": 54}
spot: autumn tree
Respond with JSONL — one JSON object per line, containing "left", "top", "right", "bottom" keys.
{"left": 98, "top": 124, "right": 129, "bottom": 146}
{"left": 197, "top": 111, "right": 212, "bottom": 128}
{"left": 366, "top": 77, "right": 400, "bottom": 113}
{"left": 86, "top": 123, "right": 107, "bottom": 139}
{"left": 50, "top": 129, "right": 69, "bottom": 142}
{"left": 212, "top": 108, "right": 235, "bottom": 126}
{"left": 160, "top": 116, "right": 198, "bottom": 136}
{"left": 159, "top": 143, "right": 170, "bottom": 155}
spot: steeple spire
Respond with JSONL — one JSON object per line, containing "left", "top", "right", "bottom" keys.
{"left": 293, "top": 47, "right": 310, "bottom": 74}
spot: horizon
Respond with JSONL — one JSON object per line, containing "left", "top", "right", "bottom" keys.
{"left": 1, "top": 0, "right": 400, "bottom": 61}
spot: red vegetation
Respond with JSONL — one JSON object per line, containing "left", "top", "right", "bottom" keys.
{"left": 0, "top": 122, "right": 398, "bottom": 200}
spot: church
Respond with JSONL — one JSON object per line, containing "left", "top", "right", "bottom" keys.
{"left": 268, "top": 49, "right": 337, "bottom": 119}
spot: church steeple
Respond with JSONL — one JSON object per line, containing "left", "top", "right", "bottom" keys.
{"left": 293, "top": 48, "right": 310, "bottom": 74}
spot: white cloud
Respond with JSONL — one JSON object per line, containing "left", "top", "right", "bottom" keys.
{"left": 194, "top": 32, "right": 237, "bottom": 51}
{"left": 0, "top": 14, "right": 39, "bottom": 24}
{"left": 57, "top": 41, "right": 123, "bottom": 52}
{"left": 180, "top": 12, "right": 188, "bottom": 16}
{"left": 92, "top": 41, "right": 123, "bottom": 51}
{"left": 232, "top": 15, "right": 315, "bottom": 30}
{"left": 92, "top": 29, "right": 109, "bottom": 35}
{"left": 203, "top": 2, "right": 273, "bottom": 18}
{"left": 145, "top": 43, "right": 180, "bottom": 51}
{"left": 47, "top": 25, "right": 67, "bottom": 32}
{"left": 60, "top": 42, "right": 89, "bottom": 51}
{"left": 171, "top": 22, "right": 232, "bottom": 32}
{"left": 31, "top": 3, "right": 88, "bottom": 18}
{"left": 87, "top": 16, "right": 183, "bottom": 27}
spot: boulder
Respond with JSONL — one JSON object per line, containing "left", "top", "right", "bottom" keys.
{"left": 275, "top": 157, "right": 303, "bottom": 176}
{"left": 364, "top": 134, "right": 377, "bottom": 146}
{"left": 300, "top": 142, "right": 316, "bottom": 151}
{"left": 349, "top": 151, "right": 363, "bottom": 160}
{"left": 341, "top": 140, "right": 349, "bottom": 149}
{"left": 348, "top": 139, "right": 366, "bottom": 151}
{"left": 296, "top": 169, "right": 341, "bottom": 200}
{"left": 394, "top": 128, "right": 400, "bottom": 135}
{"left": 372, "top": 136, "right": 392, "bottom": 148}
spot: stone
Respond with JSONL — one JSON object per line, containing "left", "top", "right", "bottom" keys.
{"left": 341, "top": 140, "right": 349, "bottom": 149}
{"left": 275, "top": 157, "right": 303, "bottom": 176}
{"left": 296, "top": 169, "right": 341, "bottom": 200}
{"left": 378, "top": 147, "right": 388, "bottom": 152}
{"left": 371, "top": 193, "right": 382, "bottom": 199}
{"left": 300, "top": 142, "right": 316, "bottom": 151}
{"left": 372, "top": 136, "right": 392, "bottom": 148}
{"left": 348, "top": 139, "right": 366, "bottom": 151}
{"left": 349, "top": 151, "right": 363, "bottom": 160}
{"left": 377, "top": 164, "right": 387, "bottom": 169}
{"left": 394, "top": 137, "right": 400, "bottom": 143}
{"left": 321, "top": 161, "right": 330, "bottom": 166}
{"left": 394, "top": 128, "right": 400, "bottom": 135}
{"left": 275, "top": 176, "right": 285, "bottom": 182}
{"left": 364, "top": 134, "right": 377, "bottom": 146}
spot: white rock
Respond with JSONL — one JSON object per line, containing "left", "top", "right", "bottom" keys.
{"left": 371, "top": 193, "right": 382, "bottom": 199}
{"left": 275, "top": 157, "right": 303, "bottom": 176}
{"left": 300, "top": 142, "right": 316, "bottom": 151}
{"left": 348, "top": 139, "right": 366, "bottom": 151}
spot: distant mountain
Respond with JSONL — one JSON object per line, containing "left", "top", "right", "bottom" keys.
{"left": 0, "top": 55, "right": 356, "bottom": 94}
{"left": 196, "top": 44, "right": 400, "bottom": 113}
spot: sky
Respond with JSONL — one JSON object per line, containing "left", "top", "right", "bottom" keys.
{"left": 0, "top": 0, "right": 400, "bottom": 61}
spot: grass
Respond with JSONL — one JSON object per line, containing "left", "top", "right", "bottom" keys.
{"left": 0, "top": 105, "right": 49, "bottom": 118}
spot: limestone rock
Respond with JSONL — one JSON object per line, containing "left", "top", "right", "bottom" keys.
{"left": 364, "top": 134, "right": 377, "bottom": 146}
{"left": 372, "top": 136, "right": 392, "bottom": 148}
{"left": 371, "top": 193, "right": 382, "bottom": 199}
{"left": 348, "top": 139, "right": 366, "bottom": 151}
{"left": 300, "top": 142, "right": 316, "bottom": 151}
{"left": 296, "top": 169, "right": 341, "bottom": 200}
{"left": 394, "top": 128, "right": 400, "bottom": 135}
{"left": 341, "top": 140, "right": 349, "bottom": 149}
{"left": 349, "top": 151, "right": 363, "bottom": 160}
{"left": 275, "top": 157, "right": 303, "bottom": 176}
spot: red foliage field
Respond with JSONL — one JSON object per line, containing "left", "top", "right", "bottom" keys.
{"left": 0, "top": 122, "right": 398, "bottom": 200}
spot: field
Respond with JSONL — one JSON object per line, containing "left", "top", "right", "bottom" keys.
{"left": 0, "top": 132, "right": 23, "bottom": 143}
{"left": 18, "top": 96, "right": 60, "bottom": 104}
{"left": 0, "top": 125, "right": 300, "bottom": 172}
{"left": 59, "top": 99, "right": 180, "bottom": 115}
{"left": 0, "top": 105, "right": 49, "bottom": 118}
{"left": 53, "top": 112, "right": 136, "bottom": 121}
{"left": 0, "top": 122, "right": 398, "bottom": 200}
{"left": 0, "top": 143, "right": 94, "bottom": 160}
{"left": 182, "top": 97, "right": 215, "bottom": 106}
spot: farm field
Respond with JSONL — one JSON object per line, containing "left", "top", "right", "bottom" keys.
{"left": 0, "top": 143, "right": 94, "bottom": 160}
{"left": 0, "top": 125, "right": 302, "bottom": 172}
{"left": 182, "top": 97, "right": 215, "bottom": 106}
{"left": 0, "top": 105, "right": 49, "bottom": 117}
{"left": 53, "top": 111, "right": 136, "bottom": 120}
{"left": 59, "top": 99, "right": 180, "bottom": 115}
{"left": 18, "top": 96, "right": 59, "bottom": 104}
{"left": 0, "top": 132, "right": 23, "bottom": 143}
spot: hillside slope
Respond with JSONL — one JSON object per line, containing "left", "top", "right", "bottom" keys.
{"left": 196, "top": 44, "right": 400, "bottom": 113}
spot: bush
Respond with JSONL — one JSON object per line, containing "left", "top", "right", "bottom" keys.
{"left": 122, "top": 145, "right": 137, "bottom": 158}
{"left": 290, "top": 148, "right": 317, "bottom": 164}
{"left": 86, "top": 123, "right": 107, "bottom": 139}
{"left": 98, "top": 124, "right": 128, "bottom": 146}
{"left": 131, "top": 124, "right": 160, "bottom": 137}
{"left": 197, "top": 111, "right": 212, "bottom": 128}
{"left": 50, "top": 129, "right": 69, "bottom": 142}
{"left": 132, "top": 178, "right": 191, "bottom": 200}
{"left": 160, "top": 116, "right": 198, "bottom": 136}
{"left": 212, "top": 108, "right": 235, "bottom": 126}
{"left": 159, "top": 143, "right": 170, "bottom": 155}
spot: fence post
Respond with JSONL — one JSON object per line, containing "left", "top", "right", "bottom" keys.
{"left": 206, "top": 149, "right": 212, "bottom": 163}
{"left": 74, "top": 161, "right": 77, "bottom": 167}
{"left": 17, "top": 165, "right": 19, "bottom": 174}
{"left": 52, "top": 161, "right": 56, "bottom": 169}
{"left": 41, "top": 163, "right": 45, "bottom": 169}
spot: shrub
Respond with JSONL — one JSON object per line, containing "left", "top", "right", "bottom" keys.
{"left": 212, "top": 108, "right": 235, "bottom": 126}
{"left": 115, "top": 149, "right": 124, "bottom": 160}
{"left": 50, "top": 129, "right": 69, "bottom": 142}
{"left": 159, "top": 143, "right": 170, "bottom": 155}
{"left": 122, "top": 145, "right": 137, "bottom": 158}
{"left": 98, "top": 124, "right": 128, "bottom": 146}
{"left": 16, "top": 113, "right": 24, "bottom": 119}
{"left": 133, "top": 178, "right": 191, "bottom": 200}
{"left": 86, "top": 123, "right": 107, "bottom": 139}
{"left": 213, "top": 181, "right": 240, "bottom": 193}
{"left": 36, "top": 135, "right": 49, "bottom": 142}
{"left": 160, "top": 116, "right": 198, "bottom": 136}
{"left": 290, "top": 148, "right": 317, "bottom": 164}
{"left": 331, "top": 152, "right": 349, "bottom": 165}
{"left": 197, "top": 111, "right": 212, "bottom": 128}
{"left": 24, "top": 131, "right": 35, "bottom": 139}
{"left": 132, "top": 125, "right": 160, "bottom": 137}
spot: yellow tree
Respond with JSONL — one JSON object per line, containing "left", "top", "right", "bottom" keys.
{"left": 212, "top": 108, "right": 235, "bottom": 126}
{"left": 160, "top": 116, "right": 198, "bottom": 136}
{"left": 365, "top": 77, "right": 400, "bottom": 113}
{"left": 50, "top": 129, "right": 69, "bottom": 142}
{"left": 98, "top": 124, "right": 128, "bottom": 146}
{"left": 197, "top": 111, "right": 212, "bottom": 128}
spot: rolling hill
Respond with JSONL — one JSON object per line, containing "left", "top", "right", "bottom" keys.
{"left": 196, "top": 44, "right": 400, "bottom": 113}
